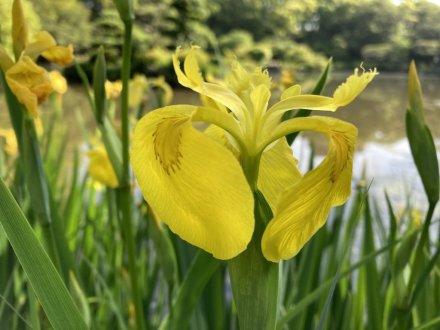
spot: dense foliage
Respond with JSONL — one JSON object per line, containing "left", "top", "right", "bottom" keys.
{"left": 1, "top": 0, "right": 439, "bottom": 74}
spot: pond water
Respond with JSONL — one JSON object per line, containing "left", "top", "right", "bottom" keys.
{"left": 1, "top": 72, "right": 439, "bottom": 213}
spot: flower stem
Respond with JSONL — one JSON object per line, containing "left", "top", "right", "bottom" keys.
{"left": 118, "top": 19, "right": 146, "bottom": 330}
{"left": 121, "top": 20, "right": 132, "bottom": 185}
{"left": 228, "top": 190, "right": 279, "bottom": 330}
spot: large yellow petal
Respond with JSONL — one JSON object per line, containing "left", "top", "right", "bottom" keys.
{"left": 261, "top": 117, "right": 357, "bottom": 262}
{"left": 6, "top": 56, "right": 52, "bottom": 117}
{"left": 258, "top": 138, "right": 302, "bottom": 211}
{"left": 131, "top": 105, "right": 254, "bottom": 260}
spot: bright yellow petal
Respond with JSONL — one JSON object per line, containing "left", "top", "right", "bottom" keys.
{"left": 250, "top": 84, "right": 270, "bottom": 122}
{"left": 129, "top": 74, "right": 148, "bottom": 108}
{"left": 6, "top": 56, "right": 53, "bottom": 117}
{"left": 280, "top": 84, "right": 301, "bottom": 100}
{"left": 263, "top": 67, "right": 377, "bottom": 134}
{"left": 23, "top": 31, "right": 57, "bottom": 59}
{"left": 261, "top": 117, "right": 357, "bottom": 262}
{"left": 48, "top": 70, "right": 68, "bottom": 95}
{"left": 258, "top": 138, "right": 302, "bottom": 211}
{"left": 131, "top": 105, "right": 254, "bottom": 259}
{"left": 0, "top": 48, "right": 14, "bottom": 71}
{"left": 333, "top": 67, "right": 378, "bottom": 107}
{"left": 0, "top": 128, "right": 18, "bottom": 156}
{"left": 41, "top": 44, "right": 74, "bottom": 66}
{"left": 12, "top": 0, "right": 28, "bottom": 58}
{"left": 173, "top": 47, "right": 248, "bottom": 124}
{"left": 105, "top": 80, "right": 123, "bottom": 99}
{"left": 87, "top": 148, "right": 119, "bottom": 188}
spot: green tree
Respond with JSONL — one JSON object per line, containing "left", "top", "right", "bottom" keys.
{"left": 300, "top": 0, "right": 398, "bottom": 65}
{"left": 398, "top": 0, "right": 440, "bottom": 67}
{"left": 208, "top": 0, "right": 317, "bottom": 41}
{"left": 32, "top": 0, "right": 93, "bottom": 52}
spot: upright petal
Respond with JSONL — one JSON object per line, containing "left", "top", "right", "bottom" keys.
{"left": 258, "top": 138, "right": 302, "bottom": 211}
{"left": 261, "top": 117, "right": 357, "bottom": 262}
{"left": 131, "top": 105, "right": 254, "bottom": 259}
{"left": 6, "top": 56, "right": 52, "bottom": 117}
{"left": 23, "top": 31, "right": 57, "bottom": 59}
{"left": 173, "top": 47, "right": 249, "bottom": 124}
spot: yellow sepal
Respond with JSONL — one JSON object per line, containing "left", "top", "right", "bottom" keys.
{"left": 131, "top": 105, "right": 254, "bottom": 259}
{"left": 261, "top": 117, "right": 357, "bottom": 262}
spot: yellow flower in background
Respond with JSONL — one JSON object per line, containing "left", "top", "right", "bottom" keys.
{"left": 0, "top": 0, "right": 73, "bottom": 117}
{"left": 129, "top": 74, "right": 148, "bottom": 108}
{"left": 0, "top": 128, "right": 18, "bottom": 156}
{"left": 87, "top": 147, "right": 119, "bottom": 188}
{"left": 49, "top": 70, "right": 68, "bottom": 95}
{"left": 150, "top": 76, "right": 173, "bottom": 106}
{"left": 279, "top": 68, "right": 295, "bottom": 90}
{"left": 105, "top": 80, "right": 123, "bottom": 100}
{"left": 5, "top": 56, "right": 53, "bottom": 117}
{"left": 129, "top": 74, "right": 173, "bottom": 109}
{"left": 131, "top": 46, "right": 377, "bottom": 261}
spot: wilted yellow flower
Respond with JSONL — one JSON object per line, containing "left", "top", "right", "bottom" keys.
{"left": 6, "top": 56, "right": 52, "bottom": 117}
{"left": 131, "top": 46, "right": 377, "bottom": 261}
{"left": 0, "top": 0, "right": 73, "bottom": 117}
{"left": 0, "top": 128, "right": 18, "bottom": 156}
{"left": 87, "top": 147, "right": 119, "bottom": 188}
{"left": 49, "top": 70, "right": 68, "bottom": 95}
{"left": 105, "top": 80, "right": 123, "bottom": 100}
{"left": 129, "top": 74, "right": 148, "bottom": 108}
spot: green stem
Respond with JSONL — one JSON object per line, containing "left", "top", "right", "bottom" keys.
{"left": 117, "top": 18, "right": 146, "bottom": 330}
{"left": 121, "top": 20, "right": 133, "bottom": 185}
{"left": 408, "top": 201, "right": 437, "bottom": 293}
{"left": 228, "top": 190, "right": 279, "bottom": 330}
{"left": 116, "top": 187, "right": 146, "bottom": 330}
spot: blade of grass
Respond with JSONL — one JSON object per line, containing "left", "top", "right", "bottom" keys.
{"left": 0, "top": 177, "right": 87, "bottom": 329}
{"left": 316, "top": 183, "right": 371, "bottom": 330}
{"left": 160, "top": 251, "right": 221, "bottom": 330}
{"left": 276, "top": 236, "right": 402, "bottom": 329}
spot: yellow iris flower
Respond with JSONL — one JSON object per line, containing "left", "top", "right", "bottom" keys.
{"left": 105, "top": 80, "right": 123, "bottom": 100}
{"left": 130, "top": 47, "right": 377, "bottom": 262}
{"left": 49, "top": 70, "right": 68, "bottom": 95}
{"left": 0, "top": 0, "right": 73, "bottom": 117}
{"left": 87, "top": 147, "right": 119, "bottom": 189}
{"left": 0, "top": 128, "right": 18, "bottom": 156}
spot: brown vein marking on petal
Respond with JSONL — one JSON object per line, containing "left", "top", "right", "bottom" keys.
{"left": 330, "top": 131, "right": 353, "bottom": 183}
{"left": 153, "top": 116, "right": 187, "bottom": 175}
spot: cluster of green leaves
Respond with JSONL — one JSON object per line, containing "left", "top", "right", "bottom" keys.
{"left": 3, "top": 0, "right": 440, "bottom": 77}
